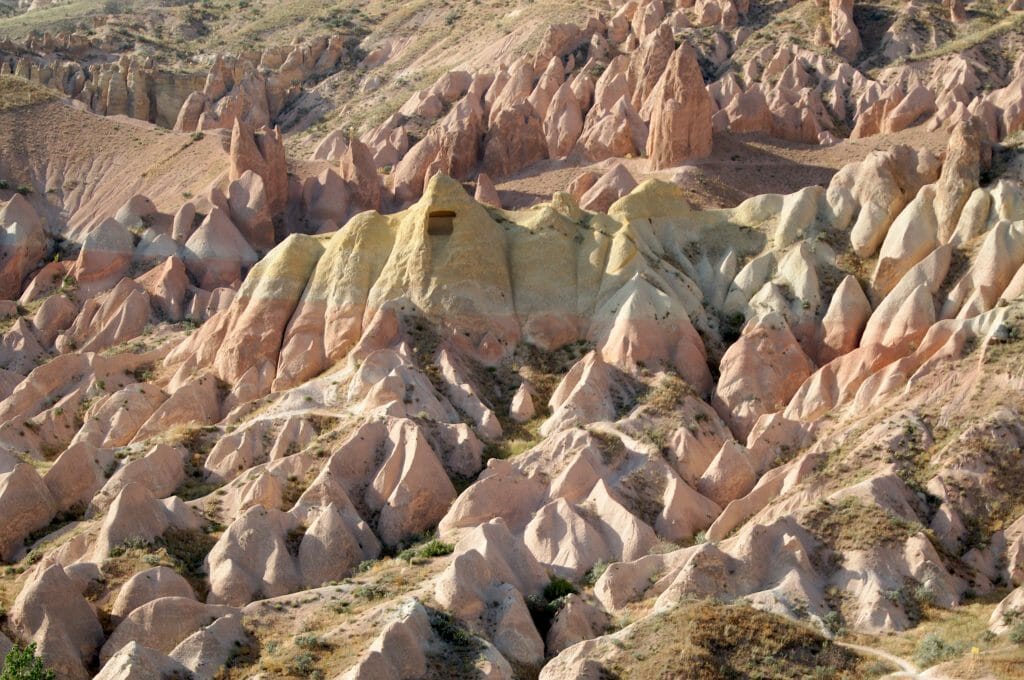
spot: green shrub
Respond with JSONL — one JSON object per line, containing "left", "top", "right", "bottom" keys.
{"left": 293, "top": 634, "right": 328, "bottom": 650}
{"left": 429, "top": 610, "right": 477, "bottom": 647}
{"left": 418, "top": 539, "right": 454, "bottom": 558}
{"left": 398, "top": 538, "right": 454, "bottom": 563}
{"left": 353, "top": 583, "right": 387, "bottom": 600}
{"left": 914, "top": 633, "right": 963, "bottom": 668}
{"left": 582, "top": 560, "right": 608, "bottom": 586}
{"left": 1, "top": 643, "right": 55, "bottom": 680}
{"left": 1010, "top": 621, "right": 1024, "bottom": 645}
{"left": 543, "top": 576, "right": 578, "bottom": 601}
{"left": 287, "top": 651, "right": 318, "bottom": 677}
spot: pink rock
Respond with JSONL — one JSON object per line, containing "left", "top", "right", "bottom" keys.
{"left": 593, "top": 274, "right": 712, "bottom": 394}
{"left": 92, "top": 483, "right": 199, "bottom": 561}
{"left": 56, "top": 278, "right": 150, "bottom": 354}
{"left": 567, "top": 170, "right": 600, "bottom": 201}
{"left": 627, "top": 23, "right": 674, "bottom": 111}
{"left": 367, "top": 419, "right": 458, "bottom": 547}
{"left": 509, "top": 383, "right": 536, "bottom": 423}
{"left": 132, "top": 373, "right": 221, "bottom": 443}
{"left": 101, "top": 597, "right": 236, "bottom": 663}
{"left": 182, "top": 208, "right": 258, "bottom": 290}
{"left": 229, "top": 120, "right": 287, "bottom": 213}
{"left": 207, "top": 506, "right": 301, "bottom": 605}
{"left": 171, "top": 234, "right": 322, "bottom": 401}
{"left": 309, "top": 128, "right": 348, "bottom": 161}
{"left": 883, "top": 84, "right": 937, "bottom": 134}
{"left": 135, "top": 256, "right": 189, "bottom": 322}
{"left": 817, "top": 275, "right": 871, "bottom": 364}
{"left": 482, "top": 101, "right": 548, "bottom": 180}
{"left": 302, "top": 169, "right": 349, "bottom": 230}
{"left": 69, "top": 218, "right": 133, "bottom": 295}
{"left": 862, "top": 245, "right": 951, "bottom": 349}
{"left": 43, "top": 442, "right": 113, "bottom": 513}
{"left": 226, "top": 170, "right": 274, "bottom": 253}
{"left": 392, "top": 94, "right": 485, "bottom": 205}
{"left": 527, "top": 57, "right": 564, "bottom": 120}
{"left": 544, "top": 81, "right": 584, "bottom": 159}
{"left": 173, "top": 91, "right": 208, "bottom": 132}
{"left": 31, "top": 293, "right": 78, "bottom": 347}
{"left": 474, "top": 173, "right": 502, "bottom": 209}
{"left": 872, "top": 185, "right": 940, "bottom": 296}
{"left": 171, "top": 202, "right": 197, "bottom": 244}
{"left": 0, "top": 194, "right": 48, "bottom": 300}
{"left": 829, "top": 0, "right": 862, "bottom": 61}
{"left": 0, "top": 463, "right": 56, "bottom": 561}
{"left": 9, "top": 564, "right": 103, "bottom": 680}
{"left": 658, "top": 474, "right": 722, "bottom": 542}
{"left": 697, "top": 440, "right": 758, "bottom": 507}
{"left": 88, "top": 443, "right": 185, "bottom": 515}
{"left": 546, "top": 594, "right": 610, "bottom": 654}
{"left": 339, "top": 136, "right": 382, "bottom": 212}
{"left": 579, "top": 163, "right": 637, "bottom": 213}
{"left": 935, "top": 119, "right": 982, "bottom": 243}
{"left": 298, "top": 503, "right": 364, "bottom": 588}
{"left": 644, "top": 44, "right": 713, "bottom": 169}
{"left": 111, "top": 567, "right": 196, "bottom": 622}
{"left": 712, "top": 313, "right": 815, "bottom": 440}
{"left": 721, "top": 88, "right": 773, "bottom": 134}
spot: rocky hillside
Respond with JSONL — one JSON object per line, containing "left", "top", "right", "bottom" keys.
{"left": 0, "top": 1, "right": 1023, "bottom": 679}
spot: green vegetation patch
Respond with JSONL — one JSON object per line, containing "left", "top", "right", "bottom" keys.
{"left": 802, "top": 497, "right": 922, "bottom": 552}
{"left": 600, "top": 600, "right": 883, "bottom": 679}
{"left": 0, "top": 75, "right": 59, "bottom": 111}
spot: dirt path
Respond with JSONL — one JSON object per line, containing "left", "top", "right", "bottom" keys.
{"left": 837, "top": 641, "right": 920, "bottom": 678}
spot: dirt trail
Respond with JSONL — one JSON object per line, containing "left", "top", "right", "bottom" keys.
{"left": 837, "top": 641, "right": 920, "bottom": 678}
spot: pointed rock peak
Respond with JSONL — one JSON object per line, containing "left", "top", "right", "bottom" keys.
{"left": 549, "top": 191, "right": 585, "bottom": 222}
{"left": 608, "top": 178, "right": 692, "bottom": 222}
{"left": 581, "top": 163, "right": 637, "bottom": 210}
{"left": 0, "top": 192, "right": 43, "bottom": 231}
{"left": 339, "top": 134, "right": 377, "bottom": 178}
{"left": 236, "top": 232, "right": 325, "bottom": 298}
{"left": 418, "top": 173, "right": 482, "bottom": 214}
{"left": 474, "top": 173, "right": 502, "bottom": 209}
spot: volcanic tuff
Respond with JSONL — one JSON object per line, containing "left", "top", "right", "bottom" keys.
{"left": 0, "top": 0, "right": 1023, "bottom": 678}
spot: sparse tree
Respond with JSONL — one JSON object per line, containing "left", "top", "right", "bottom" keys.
{"left": 1, "top": 644, "right": 55, "bottom": 680}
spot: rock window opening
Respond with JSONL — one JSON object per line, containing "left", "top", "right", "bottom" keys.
{"left": 427, "top": 210, "right": 456, "bottom": 236}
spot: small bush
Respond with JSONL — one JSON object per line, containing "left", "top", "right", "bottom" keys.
{"left": 293, "top": 634, "right": 329, "bottom": 650}
{"left": 912, "top": 583, "right": 935, "bottom": 608}
{"left": 822, "top": 610, "right": 843, "bottom": 636}
{"left": 399, "top": 538, "right": 454, "bottom": 562}
{"left": 1, "top": 643, "right": 55, "bottom": 680}
{"left": 914, "top": 633, "right": 963, "bottom": 668}
{"left": 287, "top": 651, "right": 318, "bottom": 677}
{"left": 1010, "top": 621, "right": 1024, "bottom": 645}
{"left": 582, "top": 560, "right": 608, "bottom": 586}
{"left": 418, "top": 539, "right": 454, "bottom": 558}
{"left": 15, "top": 185, "right": 32, "bottom": 196}
{"left": 429, "top": 609, "right": 477, "bottom": 648}
{"left": 353, "top": 583, "right": 387, "bottom": 600}
{"left": 543, "top": 576, "right": 578, "bottom": 601}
